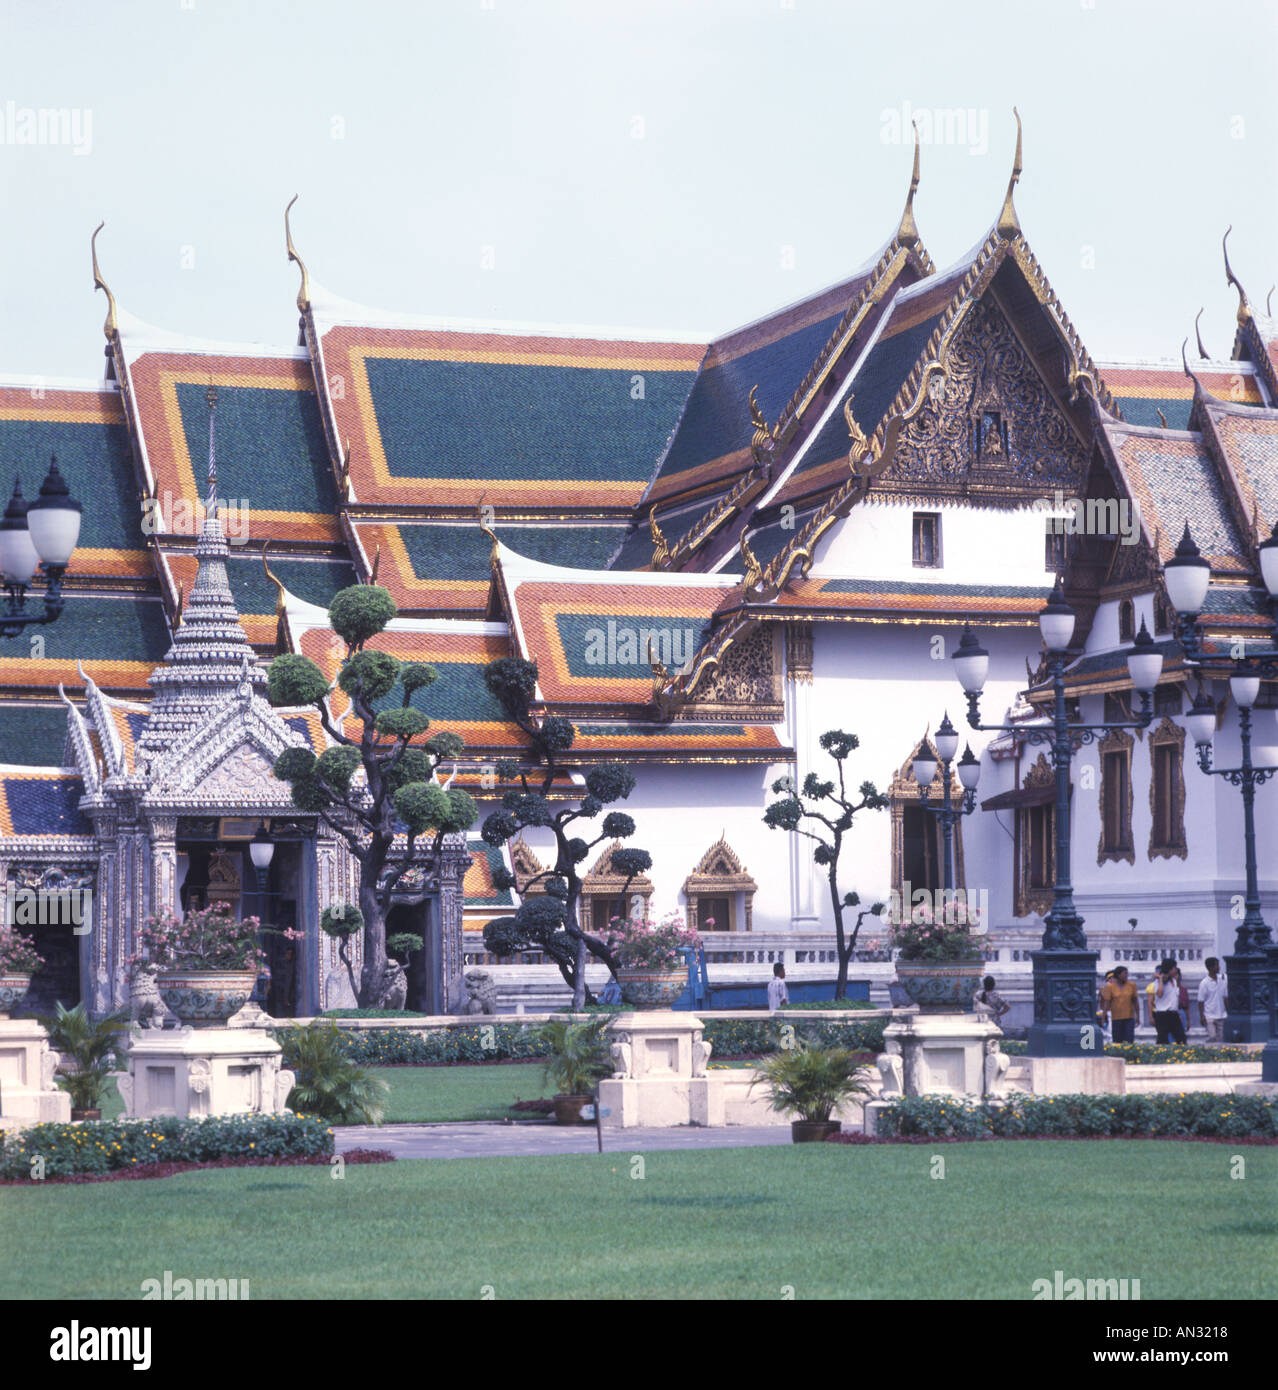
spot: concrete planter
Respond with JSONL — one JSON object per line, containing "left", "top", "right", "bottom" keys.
{"left": 156, "top": 969, "right": 258, "bottom": 1027}
{"left": 895, "top": 961, "right": 984, "bottom": 1013}
{"left": 616, "top": 968, "right": 686, "bottom": 1010}
{"left": 552, "top": 1093, "right": 593, "bottom": 1125}
{"left": 0, "top": 972, "right": 33, "bottom": 1018}
{"left": 791, "top": 1119, "right": 841, "bottom": 1143}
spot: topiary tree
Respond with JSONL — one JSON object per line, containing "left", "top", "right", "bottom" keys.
{"left": 763, "top": 729, "right": 888, "bottom": 999}
{"left": 268, "top": 586, "right": 477, "bottom": 1007}
{"left": 478, "top": 656, "right": 652, "bottom": 1009}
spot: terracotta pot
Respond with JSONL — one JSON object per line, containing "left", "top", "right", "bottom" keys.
{"left": 894, "top": 961, "right": 985, "bottom": 1013}
{"left": 791, "top": 1120, "right": 842, "bottom": 1143}
{"left": 155, "top": 968, "right": 258, "bottom": 1027}
{"left": 71, "top": 1109, "right": 102, "bottom": 1123}
{"left": 0, "top": 971, "right": 32, "bottom": 1018}
{"left": 615, "top": 967, "right": 686, "bottom": 1011}
{"left": 552, "top": 1093, "right": 593, "bottom": 1126}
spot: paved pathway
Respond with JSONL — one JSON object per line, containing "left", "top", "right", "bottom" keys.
{"left": 335, "top": 1121, "right": 794, "bottom": 1160}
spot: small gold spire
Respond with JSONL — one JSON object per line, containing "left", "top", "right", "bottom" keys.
{"left": 478, "top": 503, "right": 500, "bottom": 568}
{"left": 648, "top": 505, "right": 670, "bottom": 568}
{"left": 1194, "top": 308, "right": 1210, "bottom": 360}
{"left": 1222, "top": 226, "right": 1252, "bottom": 326}
{"left": 262, "top": 541, "right": 287, "bottom": 618}
{"left": 338, "top": 437, "right": 352, "bottom": 499}
{"left": 369, "top": 543, "right": 381, "bottom": 585}
{"left": 1156, "top": 407, "right": 1168, "bottom": 429}
{"left": 90, "top": 221, "right": 119, "bottom": 340}
{"left": 284, "top": 194, "right": 311, "bottom": 314}
{"left": 896, "top": 121, "right": 921, "bottom": 247}
{"left": 739, "top": 529, "right": 762, "bottom": 590}
{"left": 996, "top": 107, "right": 1023, "bottom": 240}
{"left": 174, "top": 581, "right": 185, "bottom": 626}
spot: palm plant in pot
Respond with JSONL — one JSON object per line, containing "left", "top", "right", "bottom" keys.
{"left": 751, "top": 1042, "right": 871, "bottom": 1142}
{"left": 888, "top": 898, "right": 986, "bottom": 1013}
{"left": 0, "top": 927, "right": 44, "bottom": 1017}
{"left": 537, "top": 1014, "right": 613, "bottom": 1124}
{"left": 39, "top": 1002, "right": 128, "bottom": 1121}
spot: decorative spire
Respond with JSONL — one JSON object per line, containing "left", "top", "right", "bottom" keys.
{"left": 895, "top": 121, "right": 921, "bottom": 248}
{"left": 90, "top": 222, "right": 119, "bottom": 341}
{"left": 135, "top": 385, "right": 265, "bottom": 759}
{"left": 284, "top": 194, "right": 311, "bottom": 314}
{"left": 1222, "top": 226, "right": 1252, "bottom": 326}
{"left": 996, "top": 108, "right": 1023, "bottom": 240}
{"left": 1194, "top": 309, "right": 1210, "bottom": 360}
{"left": 1156, "top": 407, "right": 1168, "bottom": 429}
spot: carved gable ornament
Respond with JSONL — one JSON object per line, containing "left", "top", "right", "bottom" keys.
{"left": 145, "top": 694, "right": 304, "bottom": 805}
{"left": 885, "top": 296, "right": 1089, "bottom": 500}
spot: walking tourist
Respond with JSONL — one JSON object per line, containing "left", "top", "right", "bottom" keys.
{"left": 767, "top": 962, "right": 789, "bottom": 1011}
{"left": 1100, "top": 966, "right": 1139, "bottom": 1045}
{"left": 1197, "top": 958, "right": 1228, "bottom": 1043}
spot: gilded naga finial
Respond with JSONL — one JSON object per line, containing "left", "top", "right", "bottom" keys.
{"left": 844, "top": 395, "right": 871, "bottom": 471}
{"left": 845, "top": 398, "right": 902, "bottom": 481}
{"left": 1222, "top": 226, "right": 1252, "bottom": 326}
{"left": 338, "top": 437, "right": 352, "bottom": 499}
{"left": 478, "top": 503, "right": 499, "bottom": 568}
{"left": 369, "top": 543, "right": 381, "bottom": 585}
{"left": 262, "top": 540, "right": 287, "bottom": 617}
{"left": 284, "top": 194, "right": 311, "bottom": 314}
{"left": 896, "top": 120, "right": 921, "bottom": 247}
{"left": 649, "top": 505, "right": 670, "bottom": 568}
{"left": 1194, "top": 308, "right": 1210, "bottom": 360}
{"left": 647, "top": 635, "right": 672, "bottom": 684}
{"left": 747, "top": 385, "right": 774, "bottom": 466}
{"left": 90, "top": 221, "right": 119, "bottom": 341}
{"left": 996, "top": 107, "right": 1023, "bottom": 240}
{"left": 1156, "top": 407, "right": 1168, "bottom": 429}
{"left": 739, "top": 529, "right": 763, "bottom": 591}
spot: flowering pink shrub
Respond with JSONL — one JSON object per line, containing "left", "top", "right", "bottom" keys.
{"left": 888, "top": 898, "right": 984, "bottom": 961}
{"left": 0, "top": 928, "right": 44, "bottom": 973}
{"left": 131, "top": 901, "right": 297, "bottom": 973}
{"left": 607, "top": 911, "right": 702, "bottom": 971}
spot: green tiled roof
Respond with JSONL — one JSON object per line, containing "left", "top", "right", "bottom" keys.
{"left": 176, "top": 383, "right": 337, "bottom": 516}
{"left": 820, "top": 579, "right": 1051, "bottom": 599}
{"left": 574, "top": 722, "right": 747, "bottom": 737}
{"left": 372, "top": 663, "right": 513, "bottom": 730}
{"left": 364, "top": 357, "right": 696, "bottom": 484}
{"left": 466, "top": 838, "right": 514, "bottom": 907}
{"left": 0, "top": 418, "right": 143, "bottom": 551}
{"left": 225, "top": 556, "right": 357, "bottom": 615}
{"left": 553, "top": 613, "right": 715, "bottom": 679}
{"left": 34, "top": 596, "right": 171, "bottom": 664}
{"left": 399, "top": 524, "right": 627, "bottom": 581}
{"left": 0, "top": 705, "right": 69, "bottom": 766}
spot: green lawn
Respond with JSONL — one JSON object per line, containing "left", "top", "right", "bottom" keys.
{"left": 4, "top": 1142, "right": 1274, "bottom": 1300}
{"left": 99, "top": 1064, "right": 554, "bottom": 1125}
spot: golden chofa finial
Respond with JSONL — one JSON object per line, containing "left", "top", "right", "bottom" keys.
{"left": 996, "top": 108, "right": 1023, "bottom": 241}
{"left": 262, "top": 541, "right": 287, "bottom": 618}
{"left": 1195, "top": 308, "right": 1210, "bottom": 360}
{"left": 90, "top": 221, "right": 119, "bottom": 340}
{"left": 284, "top": 194, "right": 311, "bottom": 314}
{"left": 738, "top": 529, "right": 763, "bottom": 591}
{"left": 477, "top": 502, "right": 499, "bottom": 568}
{"left": 896, "top": 120, "right": 921, "bottom": 248}
{"left": 338, "top": 437, "right": 352, "bottom": 499}
{"left": 747, "top": 385, "right": 774, "bottom": 465}
{"left": 648, "top": 505, "right": 670, "bottom": 568}
{"left": 1222, "top": 226, "right": 1252, "bottom": 326}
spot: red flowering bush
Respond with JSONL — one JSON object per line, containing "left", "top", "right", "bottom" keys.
{"left": 0, "top": 928, "right": 44, "bottom": 973}
{"left": 132, "top": 901, "right": 293, "bottom": 972}
{"left": 888, "top": 898, "right": 984, "bottom": 961}
{"left": 608, "top": 911, "right": 701, "bottom": 971}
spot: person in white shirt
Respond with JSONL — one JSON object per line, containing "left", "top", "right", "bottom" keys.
{"left": 767, "top": 963, "right": 789, "bottom": 1011}
{"left": 1197, "top": 958, "right": 1228, "bottom": 1043}
{"left": 1151, "top": 959, "right": 1186, "bottom": 1044}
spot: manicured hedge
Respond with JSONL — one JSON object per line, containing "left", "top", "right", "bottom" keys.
{"left": 875, "top": 1092, "right": 1277, "bottom": 1140}
{"left": 0, "top": 1113, "right": 333, "bottom": 1182}
{"left": 279, "top": 1017, "right": 888, "bottom": 1067}
{"left": 779, "top": 1000, "right": 878, "bottom": 1011}
{"left": 999, "top": 1040, "right": 1254, "bottom": 1064}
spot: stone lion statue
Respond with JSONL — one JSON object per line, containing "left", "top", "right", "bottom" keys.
{"left": 454, "top": 969, "right": 499, "bottom": 1016}
{"left": 380, "top": 959, "right": 408, "bottom": 1011}
{"left": 129, "top": 960, "right": 169, "bottom": 1030}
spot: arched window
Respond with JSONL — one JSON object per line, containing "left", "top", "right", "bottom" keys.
{"left": 581, "top": 842, "right": 654, "bottom": 936}
{"left": 1118, "top": 598, "right": 1135, "bottom": 643}
{"left": 888, "top": 737, "right": 965, "bottom": 907}
{"left": 682, "top": 837, "right": 757, "bottom": 933}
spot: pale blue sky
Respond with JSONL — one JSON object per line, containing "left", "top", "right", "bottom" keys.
{"left": 2, "top": 0, "right": 1275, "bottom": 378}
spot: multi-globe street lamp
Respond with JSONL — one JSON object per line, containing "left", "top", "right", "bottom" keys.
{"left": 1162, "top": 522, "right": 1278, "bottom": 1059}
{"left": 908, "top": 712, "right": 981, "bottom": 893}
{"left": 953, "top": 577, "right": 1162, "bottom": 1057}
{"left": 0, "top": 457, "right": 83, "bottom": 638}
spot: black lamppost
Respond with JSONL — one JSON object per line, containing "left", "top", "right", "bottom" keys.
{"left": 953, "top": 577, "right": 1162, "bottom": 1057}
{"left": 1162, "top": 522, "right": 1278, "bottom": 1055}
{"left": 908, "top": 713, "right": 981, "bottom": 892}
{"left": 0, "top": 458, "right": 83, "bottom": 638}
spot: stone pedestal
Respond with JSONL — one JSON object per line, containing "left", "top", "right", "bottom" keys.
{"left": 597, "top": 1011, "right": 726, "bottom": 1128}
{"left": 1223, "top": 951, "right": 1271, "bottom": 1045}
{"left": 863, "top": 1012, "right": 1007, "bottom": 1135}
{"left": 1022, "top": 1055, "right": 1126, "bottom": 1095}
{"left": 1027, "top": 948, "right": 1101, "bottom": 1056}
{"left": 0, "top": 1019, "right": 72, "bottom": 1129}
{"left": 118, "top": 1025, "right": 294, "bottom": 1120}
